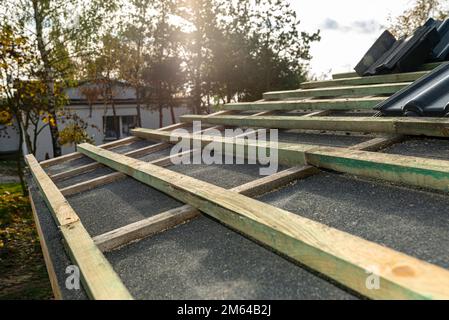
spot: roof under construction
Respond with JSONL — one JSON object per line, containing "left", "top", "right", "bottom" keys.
{"left": 27, "top": 61, "right": 449, "bottom": 300}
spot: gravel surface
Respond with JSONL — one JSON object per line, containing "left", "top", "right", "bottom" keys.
{"left": 106, "top": 216, "right": 356, "bottom": 300}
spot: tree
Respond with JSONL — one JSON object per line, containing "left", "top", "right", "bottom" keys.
{"left": 176, "top": 0, "right": 221, "bottom": 114}
{"left": 389, "top": 0, "right": 449, "bottom": 38}
{"left": 180, "top": 0, "right": 320, "bottom": 106}
{"left": 82, "top": 34, "right": 123, "bottom": 139}
{"left": 58, "top": 113, "right": 94, "bottom": 151}
{"left": 0, "top": 23, "right": 36, "bottom": 193}
{"left": 2, "top": 0, "right": 117, "bottom": 157}
{"left": 142, "top": 0, "right": 186, "bottom": 125}
{"left": 117, "top": 0, "right": 158, "bottom": 127}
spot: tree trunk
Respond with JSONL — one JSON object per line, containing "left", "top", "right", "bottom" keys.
{"left": 136, "top": 87, "right": 142, "bottom": 127}
{"left": 159, "top": 105, "right": 163, "bottom": 128}
{"left": 170, "top": 105, "right": 176, "bottom": 124}
{"left": 22, "top": 114, "right": 34, "bottom": 155}
{"left": 15, "top": 112, "right": 27, "bottom": 195}
{"left": 32, "top": 0, "right": 62, "bottom": 157}
{"left": 112, "top": 104, "right": 120, "bottom": 140}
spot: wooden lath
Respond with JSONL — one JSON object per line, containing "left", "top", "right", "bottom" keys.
{"left": 331, "top": 62, "right": 442, "bottom": 80}
{"left": 180, "top": 114, "right": 449, "bottom": 138}
{"left": 301, "top": 71, "right": 427, "bottom": 90}
{"left": 91, "top": 134, "right": 402, "bottom": 252}
{"left": 92, "top": 165, "right": 319, "bottom": 252}
{"left": 263, "top": 82, "right": 410, "bottom": 100}
{"left": 224, "top": 97, "right": 385, "bottom": 111}
{"left": 77, "top": 143, "right": 449, "bottom": 300}
{"left": 39, "top": 136, "right": 140, "bottom": 168}
{"left": 56, "top": 110, "right": 277, "bottom": 195}
{"left": 25, "top": 154, "right": 133, "bottom": 300}
{"left": 50, "top": 142, "right": 170, "bottom": 182}
{"left": 131, "top": 128, "right": 449, "bottom": 192}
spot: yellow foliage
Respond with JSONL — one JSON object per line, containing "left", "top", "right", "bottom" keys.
{"left": 0, "top": 111, "right": 13, "bottom": 125}
{"left": 58, "top": 123, "right": 94, "bottom": 146}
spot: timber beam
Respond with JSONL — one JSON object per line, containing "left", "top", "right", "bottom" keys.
{"left": 25, "top": 155, "right": 132, "bottom": 300}
{"left": 39, "top": 136, "right": 140, "bottom": 168}
{"left": 92, "top": 165, "right": 319, "bottom": 252}
{"left": 331, "top": 62, "right": 442, "bottom": 80}
{"left": 224, "top": 97, "right": 385, "bottom": 111}
{"left": 77, "top": 143, "right": 449, "bottom": 300}
{"left": 179, "top": 115, "right": 449, "bottom": 138}
{"left": 131, "top": 128, "right": 449, "bottom": 192}
{"left": 301, "top": 71, "right": 427, "bottom": 89}
{"left": 263, "top": 82, "right": 410, "bottom": 100}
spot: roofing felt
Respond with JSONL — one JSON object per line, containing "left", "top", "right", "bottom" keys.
{"left": 375, "top": 62, "right": 449, "bottom": 116}
{"left": 26, "top": 62, "right": 449, "bottom": 300}
{"left": 29, "top": 135, "right": 449, "bottom": 300}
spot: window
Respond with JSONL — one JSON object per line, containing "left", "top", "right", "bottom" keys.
{"left": 103, "top": 116, "right": 120, "bottom": 140}
{"left": 121, "top": 115, "right": 137, "bottom": 136}
{"left": 103, "top": 115, "right": 138, "bottom": 141}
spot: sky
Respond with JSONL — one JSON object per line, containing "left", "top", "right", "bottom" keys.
{"left": 290, "top": 0, "right": 414, "bottom": 77}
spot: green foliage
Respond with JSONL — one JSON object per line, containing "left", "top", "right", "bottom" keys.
{"left": 84, "top": 0, "right": 320, "bottom": 115}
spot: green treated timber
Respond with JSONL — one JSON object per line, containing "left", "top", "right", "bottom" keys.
{"left": 331, "top": 62, "right": 442, "bottom": 79}
{"left": 416, "top": 62, "right": 443, "bottom": 71}
{"left": 131, "top": 128, "right": 449, "bottom": 192}
{"left": 180, "top": 115, "right": 449, "bottom": 138}
{"left": 78, "top": 143, "right": 449, "bottom": 300}
{"left": 301, "top": 71, "right": 427, "bottom": 89}
{"left": 25, "top": 155, "right": 133, "bottom": 300}
{"left": 224, "top": 97, "right": 385, "bottom": 111}
{"left": 263, "top": 82, "right": 410, "bottom": 100}
{"left": 332, "top": 71, "right": 358, "bottom": 79}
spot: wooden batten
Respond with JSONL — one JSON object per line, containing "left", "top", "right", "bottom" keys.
{"left": 302, "top": 71, "right": 427, "bottom": 89}
{"left": 179, "top": 115, "right": 449, "bottom": 138}
{"left": 93, "top": 165, "right": 319, "bottom": 252}
{"left": 39, "top": 136, "right": 140, "bottom": 168}
{"left": 25, "top": 154, "right": 133, "bottom": 300}
{"left": 131, "top": 128, "right": 449, "bottom": 192}
{"left": 224, "top": 97, "right": 385, "bottom": 111}
{"left": 263, "top": 82, "right": 409, "bottom": 100}
{"left": 77, "top": 143, "right": 449, "bottom": 300}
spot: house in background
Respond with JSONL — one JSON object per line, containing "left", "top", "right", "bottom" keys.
{"left": 0, "top": 81, "right": 191, "bottom": 161}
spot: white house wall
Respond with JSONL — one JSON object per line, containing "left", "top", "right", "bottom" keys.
{"left": 30, "top": 103, "right": 190, "bottom": 161}
{"left": 0, "top": 118, "right": 20, "bottom": 154}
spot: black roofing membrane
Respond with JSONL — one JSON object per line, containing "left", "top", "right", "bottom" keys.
{"left": 329, "top": 111, "right": 378, "bottom": 117}
{"left": 55, "top": 148, "right": 172, "bottom": 189}
{"left": 45, "top": 156, "right": 94, "bottom": 176}
{"left": 55, "top": 166, "right": 115, "bottom": 189}
{"left": 44, "top": 140, "right": 156, "bottom": 176}
{"left": 33, "top": 133, "right": 449, "bottom": 299}
{"left": 167, "top": 162, "right": 281, "bottom": 189}
{"left": 257, "top": 172, "right": 449, "bottom": 269}
{"left": 108, "top": 139, "right": 156, "bottom": 154}
{"left": 105, "top": 216, "right": 355, "bottom": 300}
{"left": 382, "top": 137, "right": 449, "bottom": 160}
{"left": 276, "top": 130, "right": 373, "bottom": 146}
{"left": 66, "top": 177, "right": 183, "bottom": 237}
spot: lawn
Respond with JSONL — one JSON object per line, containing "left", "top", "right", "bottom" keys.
{"left": 0, "top": 181, "right": 53, "bottom": 300}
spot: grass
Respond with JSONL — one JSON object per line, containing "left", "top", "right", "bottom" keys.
{"left": 0, "top": 182, "right": 53, "bottom": 300}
